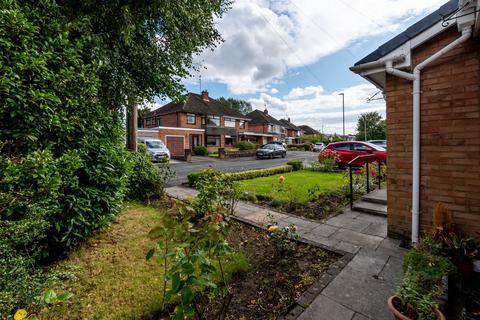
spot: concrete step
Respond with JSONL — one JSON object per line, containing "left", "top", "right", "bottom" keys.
{"left": 362, "top": 189, "right": 387, "bottom": 205}
{"left": 352, "top": 200, "right": 387, "bottom": 217}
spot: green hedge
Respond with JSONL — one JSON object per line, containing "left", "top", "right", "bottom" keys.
{"left": 237, "top": 141, "right": 257, "bottom": 150}
{"left": 193, "top": 146, "right": 208, "bottom": 156}
{"left": 286, "top": 160, "right": 303, "bottom": 171}
{"left": 287, "top": 144, "right": 310, "bottom": 151}
{"left": 188, "top": 165, "right": 293, "bottom": 187}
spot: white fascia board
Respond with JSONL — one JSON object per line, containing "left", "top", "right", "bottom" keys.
{"left": 355, "top": 20, "right": 461, "bottom": 89}
{"left": 139, "top": 127, "right": 205, "bottom": 132}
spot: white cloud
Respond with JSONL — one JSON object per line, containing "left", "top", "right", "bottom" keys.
{"left": 195, "top": 0, "right": 445, "bottom": 94}
{"left": 285, "top": 85, "right": 324, "bottom": 99}
{"left": 248, "top": 83, "right": 385, "bottom": 134}
{"left": 270, "top": 88, "right": 279, "bottom": 94}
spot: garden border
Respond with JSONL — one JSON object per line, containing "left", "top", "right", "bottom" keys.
{"left": 231, "top": 214, "right": 354, "bottom": 320}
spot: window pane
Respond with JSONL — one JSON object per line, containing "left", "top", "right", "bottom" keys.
{"left": 207, "top": 135, "right": 220, "bottom": 146}
{"left": 207, "top": 115, "right": 220, "bottom": 126}
{"left": 187, "top": 113, "right": 195, "bottom": 124}
{"left": 224, "top": 117, "right": 236, "bottom": 127}
{"left": 239, "top": 120, "right": 245, "bottom": 129}
{"left": 354, "top": 143, "right": 369, "bottom": 151}
{"left": 334, "top": 143, "right": 351, "bottom": 150}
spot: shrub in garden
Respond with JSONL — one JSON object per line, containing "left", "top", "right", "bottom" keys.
{"left": 126, "top": 144, "right": 174, "bottom": 202}
{"left": 393, "top": 246, "right": 455, "bottom": 320}
{"left": 318, "top": 149, "right": 341, "bottom": 172}
{"left": 287, "top": 144, "right": 310, "bottom": 151}
{"left": 286, "top": 160, "right": 303, "bottom": 171}
{"left": 265, "top": 214, "right": 299, "bottom": 255}
{"left": 147, "top": 169, "right": 243, "bottom": 318}
{"left": 193, "top": 145, "right": 208, "bottom": 156}
{"left": 0, "top": 1, "right": 129, "bottom": 315}
{"left": 237, "top": 141, "right": 256, "bottom": 150}
{"left": 188, "top": 165, "right": 293, "bottom": 187}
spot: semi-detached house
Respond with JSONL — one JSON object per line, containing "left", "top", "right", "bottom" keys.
{"left": 350, "top": 0, "right": 480, "bottom": 240}
{"left": 140, "top": 91, "right": 250, "bottom": 156}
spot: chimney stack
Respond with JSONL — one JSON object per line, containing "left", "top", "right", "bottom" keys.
{"left": 288, "top": 117, "right": 291, "bottom": 122}
{"left": 264, "top": 108, "right": 268, "bottom": 115}
{"left": 201, "top": 90, "right": 209, "bottom": 101}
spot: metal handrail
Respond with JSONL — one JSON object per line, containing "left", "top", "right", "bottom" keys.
{"left": 348, "top": 154, "right": 383, "bottom": 209}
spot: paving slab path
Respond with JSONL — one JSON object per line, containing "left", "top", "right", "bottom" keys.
{"left": 166, "top": 186, "right": 406, "bottom": 320}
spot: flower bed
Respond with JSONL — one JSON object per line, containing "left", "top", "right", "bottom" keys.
{"left": 201, "top": 220, "right": 339, "bottom": 319}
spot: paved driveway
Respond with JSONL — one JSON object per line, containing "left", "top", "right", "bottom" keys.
{"left": 165, "top": 151, "right": 318, "bottom": 186}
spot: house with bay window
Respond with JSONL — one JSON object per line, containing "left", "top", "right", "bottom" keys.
{"left": 140, "top": 91, "right": 250, "bottom": 155}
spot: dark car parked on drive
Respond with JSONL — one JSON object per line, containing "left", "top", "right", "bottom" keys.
{"left": 322, "top": 141, "right": 387, "bottom": 167}
{"left": 256, "top": 143, "right": 287, "bottom": 159}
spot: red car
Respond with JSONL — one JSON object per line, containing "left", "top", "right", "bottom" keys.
{"left": 321, "top": 141, "right": 387, "bottom": 167}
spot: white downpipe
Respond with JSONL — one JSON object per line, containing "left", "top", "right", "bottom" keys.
{"left": 384, "top": 26, "right": 472, "bottom": 244}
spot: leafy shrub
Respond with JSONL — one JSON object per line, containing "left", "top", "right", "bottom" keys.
{"left": 193, "top": 146, "right": 208, "bottom": 156}
{"left": 126, "top": 144, "right": 173, "bottom": 202}
{"left": 188, "top": 165, "right": 293, "bottom": 187}
{"left": 147, "top": 169, "right": 242, "bottom": 318}
{"left": 318, "top": 149, "right": 341, "bottom": 172}
{"left": 287, "top": 144, "right": 310, "bottom": 151}
{"left": 225, "top": 165, "right": 293, "bottom": 181}
{"left": 0, "top": 1, "right": 134, "bottom": 315}
{"left": 265, "top": 214, "right": 299, "bottom": 255}
{"left": 237, "top": 141, "right": 256, "bottom": 150}
{"left": 395, "top": 247, "right": 455, "bottom": 320}
{"left": 286, "top": 160, "right": 303, "bottom": 171}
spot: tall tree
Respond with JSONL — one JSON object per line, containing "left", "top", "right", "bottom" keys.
{"left": 58, "top": 0, "right": 231, "bottom": 148}
{"left": 356, "top": 111, "right": 386, "bottom": 141}
{"left": 137, "top": 107, "right": 152, "bottom": 128}
{"left": 217, "top": 97, "right": 253, "bottom": 115}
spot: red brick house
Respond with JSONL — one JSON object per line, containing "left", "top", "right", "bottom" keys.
{"left": 351, "top": 0, "right": 479, "bottom": 241}
{"left": 140, "top": 91, "right": 250, "bottom": 154}
{"left": 279, "top": 118, "right": 303, "bottom": 144}
{"left": 298, "top": 125, "right": 321, "bottom": 136}
{"left": 243, "top": 109, "right": 286, "bottom": 145}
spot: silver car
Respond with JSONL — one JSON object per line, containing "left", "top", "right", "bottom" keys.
{"left": 137, "top": 137, "right": 171, "bottom": 162}
{"left": 312, "top": 142, "right": 325, "bottom": 152}
{"left": 367, "top": 140, "right": 387, "bottom": 150}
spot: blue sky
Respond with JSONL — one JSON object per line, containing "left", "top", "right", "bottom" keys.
{"left": 154, "top": 0, "right": 446, "bottom": 134}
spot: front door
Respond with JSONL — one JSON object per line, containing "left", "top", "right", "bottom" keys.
{"left": 190, "top": 134, "right": 202, "bottom": 148}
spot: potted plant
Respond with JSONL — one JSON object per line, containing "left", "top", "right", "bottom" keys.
{"left": 388, "top": 247, "right": 454, "bottom": 320}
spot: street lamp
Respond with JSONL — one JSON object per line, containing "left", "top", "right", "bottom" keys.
{"left": 362, "top": 114, "right": 367, "bottom": 141}
{"left": 338, "top": 93, "right": 345, "bottom": 139}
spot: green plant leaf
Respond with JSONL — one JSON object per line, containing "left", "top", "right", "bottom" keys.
{"left": 57, "top": 292, "right": 74, "bottom": 301}
{"left": 44, "top": 289, "right": 57, "bottom": 304}
{"left": 146, "top": 248, "right": 155, "bottom": 260}
{"left": 182, "top": 287, "right": 194, "bottom": 305}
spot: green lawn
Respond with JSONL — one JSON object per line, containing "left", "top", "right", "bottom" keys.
{"left": 38, "top": 204, "right": 245, "bottom": 320}
{"left": 237, "top": 170, "right": 347, "bottom": 205}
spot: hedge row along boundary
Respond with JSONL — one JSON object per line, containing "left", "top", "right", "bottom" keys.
{"left": 187, "top": 165, "right": 294, "bottom": 187}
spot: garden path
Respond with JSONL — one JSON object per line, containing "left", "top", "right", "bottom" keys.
{"left": 166, "top": 186, "right": 406, "bottom": 320}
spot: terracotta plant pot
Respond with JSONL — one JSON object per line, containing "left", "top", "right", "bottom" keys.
{"left": 387, "top": 296, "right": 446, "bottom": 320}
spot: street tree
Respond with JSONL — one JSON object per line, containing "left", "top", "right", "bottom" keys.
{"left": 356, "top": 111, "right": 386, "bottom": 141}
{"left": 58, "top": 0, "right": 231, "bottom": 149}
{"left": 217, "top": 97, "right": 253, "bottom": 115}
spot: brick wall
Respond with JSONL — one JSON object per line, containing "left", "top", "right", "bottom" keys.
{"left": 249, "top": 123, "right": 267, "bottom": 134}
{"left": 386, "top": 27, "right": 480, "bottom": 239}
